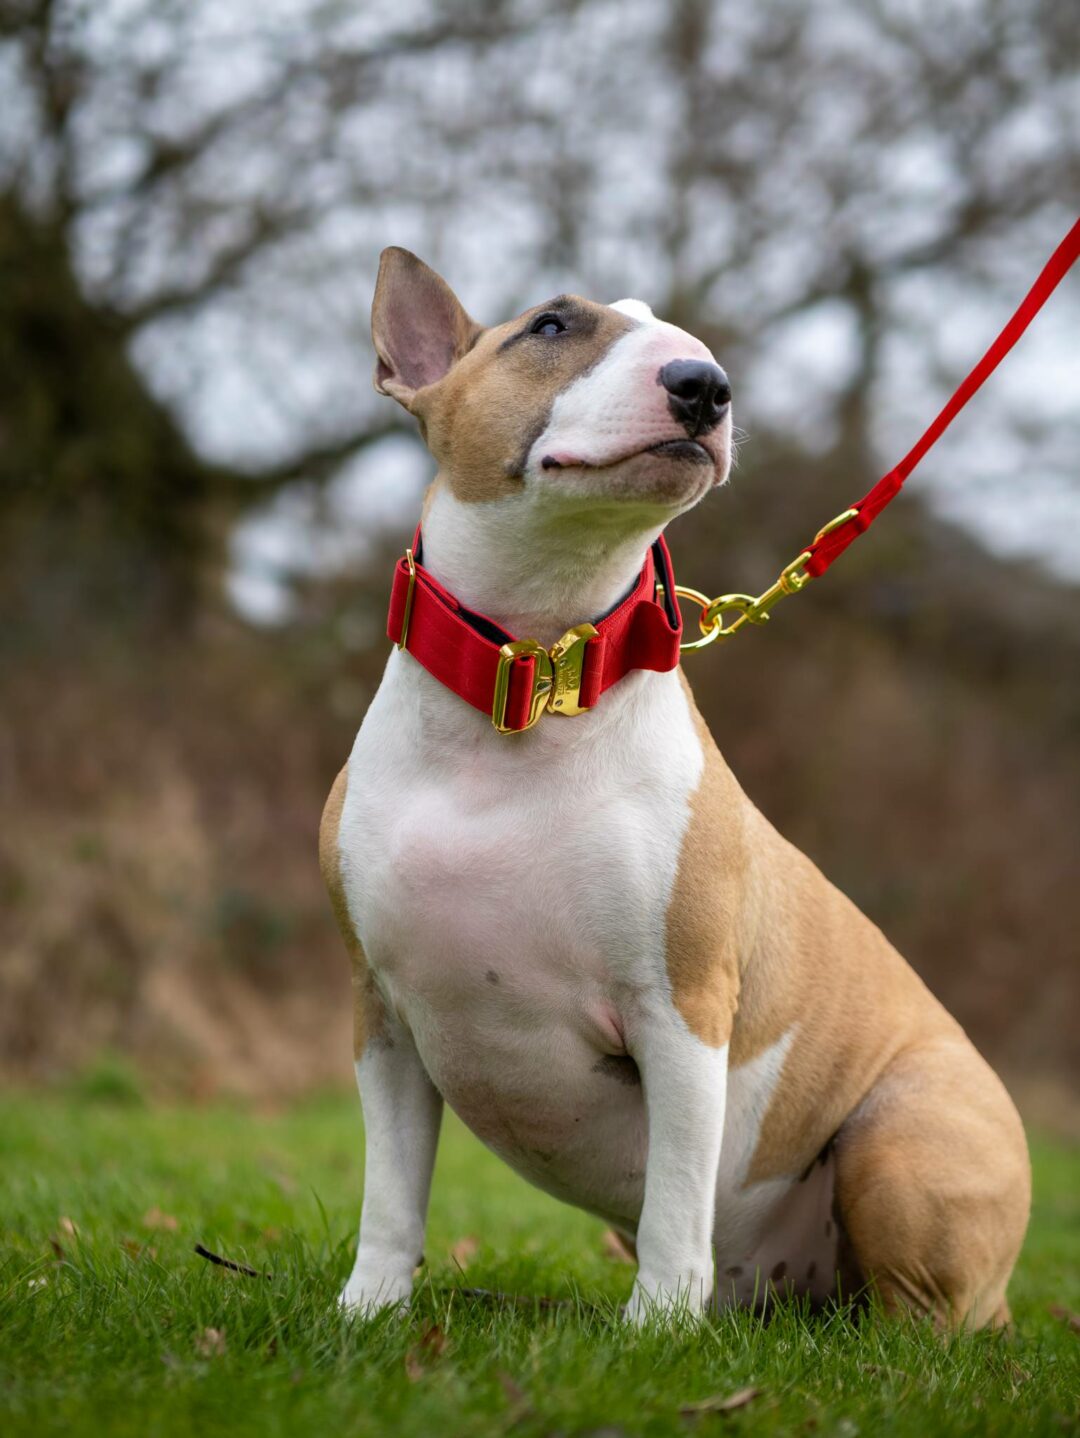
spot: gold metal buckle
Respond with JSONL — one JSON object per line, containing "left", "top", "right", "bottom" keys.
{"left": 490, "top": 622, "right": 599, "bottom": 733}
{"left": 548, "top": 623, "right": 598, "bottom": 716}
{"left": 396, "top": 547, "right": 418, "bottom": 651}
{"left": 492, "top": 640, "right": 554, "bottom": 733}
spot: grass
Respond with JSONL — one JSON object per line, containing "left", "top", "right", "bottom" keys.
{"left": 0, "top": 1083, "right": 1077, "bottom": 1437}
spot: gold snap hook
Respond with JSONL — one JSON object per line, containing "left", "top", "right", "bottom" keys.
{"left": 701, "top": 593, "right": 759, "bottom": 638}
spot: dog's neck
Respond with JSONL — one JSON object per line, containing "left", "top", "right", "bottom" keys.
{"left": 420, "top": 479, "right": 670, "bottom": 649}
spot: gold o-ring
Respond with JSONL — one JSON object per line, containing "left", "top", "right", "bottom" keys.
{"left": 674, "top": 585, "right": 723, "bottom": 653}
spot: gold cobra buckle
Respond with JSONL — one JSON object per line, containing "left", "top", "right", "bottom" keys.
{"left": 491, "top": 623, "right": 599, "bottom": 733}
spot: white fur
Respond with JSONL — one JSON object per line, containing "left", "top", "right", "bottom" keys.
{"left": 626, "top": 1030, "right": 728, "bottom": 1319}
{"left": 421, "top": 483, "right": 671, "bottom": 647}
{"left": 527, "top": 317, "right": 718, "bottom": 478}
{"left": 340, "top": 1038, "right": 442, "bottom": 1314}
{"left": 610, "top": 298, "right": 657, "bottom": 323}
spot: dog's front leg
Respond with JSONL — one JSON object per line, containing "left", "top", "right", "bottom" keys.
{"left": 625, "top": 1012, "right": 727, "bottom": 1324}
{"left": 340, "top": 1024, "right": 443, "bottom": 1316}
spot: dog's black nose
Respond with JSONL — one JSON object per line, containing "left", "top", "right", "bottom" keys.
{"left": 658, "top": 359, "right": 731, "bottom": 435}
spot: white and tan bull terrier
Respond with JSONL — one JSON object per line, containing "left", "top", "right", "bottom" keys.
{"left": 320, "top": 248, "right": 1030, "bottom": 1328}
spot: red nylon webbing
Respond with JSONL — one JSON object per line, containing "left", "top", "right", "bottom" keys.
{"left": 805, "top": 218, "right": 1080, "bottom": 578}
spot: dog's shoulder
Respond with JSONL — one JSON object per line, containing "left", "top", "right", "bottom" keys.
{"left": 319, "top": 760, "right": 388, "bottom": 1056}
{"left": 319, "top": 764, "right": 349, "bottom": 894}
{"left": 663, "top": 672, "right": 752, "bottom": 1047}
{"left": 319, "top": 762, "right": 364, "bottom": 959}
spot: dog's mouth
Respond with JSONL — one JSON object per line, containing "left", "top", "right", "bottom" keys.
{"left": 541, "top": 438, "right": 712, "bottom": 471}
{"left": 646, "top": 438, "right": 711, "bottom": 463}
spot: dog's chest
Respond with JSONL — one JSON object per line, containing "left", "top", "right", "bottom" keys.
{"left": 337, "top": 659, "right": 703, "bottom": 1210}
{"left": 341, "top": 660, "right": 701, "bottom": 1010}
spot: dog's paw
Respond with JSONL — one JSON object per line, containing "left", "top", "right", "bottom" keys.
{"left": 623, "top": 1271, "right": 711, "bottom": 1328}
{"left": 338, "top": 1270, "right": 412, "bottom": 1318}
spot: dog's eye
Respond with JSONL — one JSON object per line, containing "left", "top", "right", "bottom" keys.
{"left": 530, "top": 313, "right": 566, "bottom": 337}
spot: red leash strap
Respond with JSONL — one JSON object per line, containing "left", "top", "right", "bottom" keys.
{"left": 805, "top": 218, "right": 1080, "bottom": 578}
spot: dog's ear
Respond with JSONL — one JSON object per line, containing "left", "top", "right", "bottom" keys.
{"left": 371, "top": 248, "right": 482, "bottom": 409}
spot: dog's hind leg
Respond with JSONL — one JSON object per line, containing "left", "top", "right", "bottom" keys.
{"left": 833, "top": 1038, "right": 1030, "bottom": 1329}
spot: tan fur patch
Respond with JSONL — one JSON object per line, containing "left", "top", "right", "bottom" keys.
{"left": 733, "top": 826, "right": 966, "bottom": 1186}
{"left": 663, "top": 675, "right": 750, "bottom": 1047}
{"left": 419, "top": 297, "right": 635, "bottom": 504}
{"left": 319, "top": 765, "right": 385, "bottom": 1059}
{"left": 671, "top": 677, "right": 1018, "bottom": 1191}
{"left": 833, "top": 1040, "right": 1031, "bottom": 1328}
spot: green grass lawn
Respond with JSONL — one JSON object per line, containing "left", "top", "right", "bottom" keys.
{"left": 1, "top": 1078, "right": 1077, "bottom": 1437}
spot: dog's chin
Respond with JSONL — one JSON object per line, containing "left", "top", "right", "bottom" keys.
{"left": 577, "top": 441, "right": 722, "bottom": 508}
{"left": 537, "top": 439, "right": 725, "bottom": 509}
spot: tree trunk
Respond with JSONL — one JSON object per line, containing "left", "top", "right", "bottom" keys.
{"left": 0, "top": 196, "right": 218, "bottom": 639}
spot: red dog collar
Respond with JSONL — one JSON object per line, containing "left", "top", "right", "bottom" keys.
{"left": 386, "top": 530, "right": 683, "bottom": 733}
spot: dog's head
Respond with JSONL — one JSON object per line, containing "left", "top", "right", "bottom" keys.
{"left": 372, "top": 248, "right": 732, "bottom": 518}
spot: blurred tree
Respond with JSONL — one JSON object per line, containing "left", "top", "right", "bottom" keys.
{"left": 0, "top": 194, "right": 212, "bottom": 625}
{"left": 1, "top": 0, "right": 1078, "bottom": 628}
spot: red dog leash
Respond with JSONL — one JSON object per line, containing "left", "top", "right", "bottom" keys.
{"left": 389, "top": 219, "right": 1080, "bottom": 731}
{"left": 681, "top": 217, "right": 1080, "bottom": 644}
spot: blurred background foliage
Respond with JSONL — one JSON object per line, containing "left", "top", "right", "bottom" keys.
{"left": 0, "top": 0, "right": 1078, "bottom": 1122}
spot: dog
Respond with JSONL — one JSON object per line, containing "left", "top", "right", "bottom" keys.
{"left": 320, "top": 247, "right": 1030, "bottom": 1327}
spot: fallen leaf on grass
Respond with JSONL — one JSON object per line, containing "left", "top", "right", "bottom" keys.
{"left": 195, "top": 1327, "right": 227, "bottom": 1358}
{"left": 1048, "top": 1304, "right": 1080, "bottom": 1334}
{"left": 679, "top": 1386, "right": 762, "bottom": 1417}
{"left": 259, "top": 1155, "right": 298, "bottom": 1196}
{"left": 449, "top": 1235, "right": 479, "bottom": 1269}
{"left": 601, "top": 1229, "right": 635, "bottom": 1264}
{"left": 121, "top": 1237, "right": 157, "bottom": 1260}
{"left": 404, "top": 1324, "right": 447, "bottom": 1381}
{"left": 496, "top": 1370, "right": 532, "bottom": 1423}
{"left": 142, "top": 1207, "right": 179, "bottom": 1232}
{"left": 48, "top": 1224, "right": 78, "bottom": 1261}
